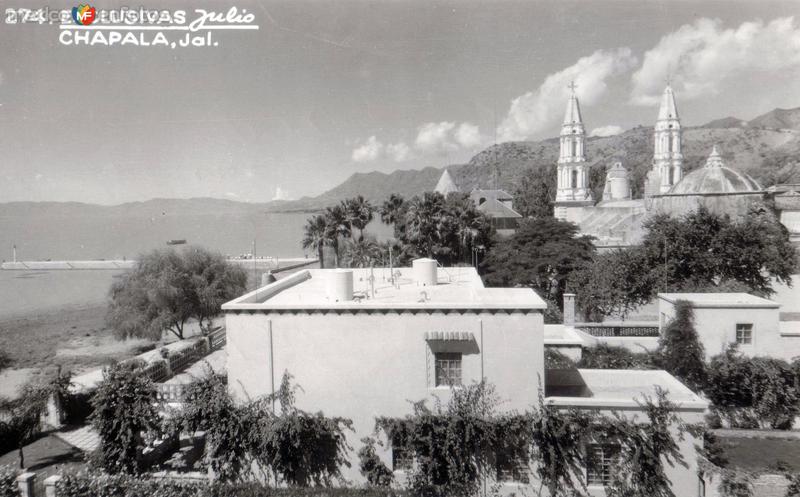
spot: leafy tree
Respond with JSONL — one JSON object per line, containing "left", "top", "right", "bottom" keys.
{"left": 571, "top": 205, "right": 797, "bottom": 320}
{"left": 343, "top": 195, "right": 375, "bottom": 241}
{"left": 0, "top": 350, "right": 10, "bottom": 372}
{"left": 107, "top": 247, "right": 246, "bottom": 340}
{"left": 302, "top": 214, "right": 328, "bottom": 269}
{"left": 482, "top": 217, "right": 595, "bottom": 308}
{"left": 656, "top": 301, "right": 707, "bottom": 392}
{"left": 569, "top": 248, "right": 657, "bottom": 321}
{"left": 90, "top": 363, "right": 161, "bottom": 474}
{"left": 512, "top": 164, "right": 556, "bottom": 218}
{"left": 184, "top": 249, "right": 248, "bottom": 330}
{"left": 641, "top": 206, "right": 796, "bottom": 295}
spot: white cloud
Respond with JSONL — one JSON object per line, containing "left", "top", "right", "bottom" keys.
{"left": 351, "top": 135, "right": 384, "bottom": 162}
{"left": 34, "top": 173, "right": 43, "bottom": 181}
{"left": 454, "top": 122, "right": 482, "bottom": 148}
{"left": 590, "top": 125, "right": 624, "bottom": 137}
{"left": 631, "top": 17, "right": 800, "bottom": 105}
{"left": 496, "top": 48, "right": 637, "bottom": 142}
{"left": 272, "top": 186, "right": 292, "bottom": 201}
{"left": 415, "top": 121, "right": 457, "bottom": 154}
{"left": 386, "top": 142, "right": 411, "bottom": 162}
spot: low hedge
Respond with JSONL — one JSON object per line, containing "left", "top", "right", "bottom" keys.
{"left": 57, "top": 473, "right": 408, "bottom": 497}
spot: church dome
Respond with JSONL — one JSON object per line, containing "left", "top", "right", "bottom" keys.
{"left": 668, "top": 146, "right": 762, "bottom": 195}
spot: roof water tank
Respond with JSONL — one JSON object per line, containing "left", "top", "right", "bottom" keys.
{"left": 327, "top": 269, "right": 354, "bottom": 302}
{"left": 412, "top": 258, "right": 438, "bottom": 286}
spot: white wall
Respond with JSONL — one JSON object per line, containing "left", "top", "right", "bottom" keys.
{"left": 225, "top": 309, "right": 544, "bottom": 483}
{"left": 658, "top": 300, "right": 795, "bottom": 359}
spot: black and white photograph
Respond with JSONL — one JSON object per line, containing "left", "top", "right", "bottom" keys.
{"left": 0, "top": 1, "right": 799, "bottom": 496}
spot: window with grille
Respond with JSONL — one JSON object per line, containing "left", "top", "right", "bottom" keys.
{"left": 496, "top": 448, "right": 530, "bottom": 483}
{"left": 736, "top": 323, "right": 753, "bottom": 345}
{"left": 586, "top": 444, "right": 619, "bottom": 486}
{"left": 391, "top": 434, "right": 413, "bottom": 471}
{"left": 434, "top": 352, "right": 462, "bottom": 387}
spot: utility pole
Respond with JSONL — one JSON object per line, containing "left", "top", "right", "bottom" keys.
{"left": 253, "top": 239, "right": 257, "bottom": 287}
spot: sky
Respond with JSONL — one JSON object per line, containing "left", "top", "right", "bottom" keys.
{"left": 1, "top": 0, "right": 800, "bottom": 204}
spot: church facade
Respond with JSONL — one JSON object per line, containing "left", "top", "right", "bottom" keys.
{"left": 553, "top": 85, "right": 799, "bottom": 247}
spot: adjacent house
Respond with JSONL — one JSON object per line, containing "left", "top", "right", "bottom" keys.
{"left": 223, "top": 260, "right": 706, "bottom": 494}
{"left": 658, "top": 293, "right": 800, "bottom": 360}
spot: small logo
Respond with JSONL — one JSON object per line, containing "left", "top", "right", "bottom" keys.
{"left": 72, "top": 4, "right": 96, "bottom": 25}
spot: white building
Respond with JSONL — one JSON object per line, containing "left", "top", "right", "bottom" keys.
{"left": 223, "top": 261, "right": 707, "bottom": 494}
{"left": 658, "top": 293, "right": 800, "bottom": 360}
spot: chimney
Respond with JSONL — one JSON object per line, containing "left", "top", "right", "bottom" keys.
{"left": 412, "top": 258, "right": 438, "bottom": 286}
{"left": 327, "top": 269, "right": 354, "bottom": 302}
{"left": 563, "top": 293, "right": 576, "bottom": 325}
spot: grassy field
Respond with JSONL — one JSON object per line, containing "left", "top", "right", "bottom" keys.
{"left": 718, "top": 433, "right": 800, "bottom": 472}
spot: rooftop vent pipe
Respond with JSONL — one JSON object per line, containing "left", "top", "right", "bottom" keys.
{"left": 327, "top": 269, "right": 354, "bottom": 302}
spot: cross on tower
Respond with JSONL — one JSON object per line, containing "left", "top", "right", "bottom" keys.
{"left": 567, "top": 81, "right": 578, "bottom": 93}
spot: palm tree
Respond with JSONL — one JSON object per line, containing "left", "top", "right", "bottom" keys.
{"left": 342, "top": 237, "right": 380, "bottom": 268}
{"left": 302, "top": 214, "right": 328, "bottom": 268}
{"left": 380, "top": 194, "right": 406, "bottom": 238}
{"left": 343, "top": 195, "right": 374, "bottom": 241}
{"left": 324, "top": 205, "right": 350, "bottom": 267}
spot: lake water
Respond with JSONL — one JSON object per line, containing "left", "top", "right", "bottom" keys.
{"left": 0, "top": 211, "right": 393, "bottom": 318}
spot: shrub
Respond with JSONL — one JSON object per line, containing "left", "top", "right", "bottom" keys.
{"left": 357, "top": 437, "right": 393, "bottom": 487}
{"left": 656, "top": 300, "right": 707, "bottom": 392}
{"left": 90, "top": 363, "right": 161, "bottom": 474}
{"left": 57, "top": 471, "right": 409, "bottom": 497}
{"left": 176, "top": 371, "right": 352, "bottom": 485}
{"left": 577, "top": 344, "right": 656, "bottom": 370}
{"left": 545, "top": 349, "right": 576, "bottom": 369}
{"left": 0, "top": 466, "right": 17, "bottom": 497}
{"left": 706, "top": 347, "right": 800, "bottom": 429}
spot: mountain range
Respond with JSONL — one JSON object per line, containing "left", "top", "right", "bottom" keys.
{"left": 1, "top": 107, "right": 798, "bottom": 218}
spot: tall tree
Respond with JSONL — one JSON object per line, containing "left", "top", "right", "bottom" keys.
{"left": 482, "top": 217, "right": 595, "bottom": 308}
{"left": 184, "top": 248, "right": 248, "bottom": 330}
{"left": 324, "top": 205, "right": 350, "bottom": 268}
{"left": 342, "top": 237, "right": 380, "bottom": 268}
{"left": 512, "top": 165, "right": 556, "bottom": 218}
{"left": 302, "top": 214, "right": 328, "bottom": 269}
{"left": 379, "top": 194, "right": 406, "bottom": 238}
{"left": 656, "top": 300, "right": 707, "bottom": 392}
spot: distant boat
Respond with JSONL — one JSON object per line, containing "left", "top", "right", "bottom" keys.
{"left": 166, "top": 239, "right": 187, "bottom": 246}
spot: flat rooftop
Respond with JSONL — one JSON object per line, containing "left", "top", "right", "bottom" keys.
{"left": 658, "top": 292, "right": 779, "bottom": 308}
{"left": 222, "top": 266, "right": 547, "bottom": 311}
{"left": 546, "top": 369, "right": 707, "bottom": 411}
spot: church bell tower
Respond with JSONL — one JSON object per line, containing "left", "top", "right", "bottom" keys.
{"left": 649, "top": 85, "right": 683, "bottom": 194}
{"left": 554, "top": 82, "right": 593, "bottom": 220}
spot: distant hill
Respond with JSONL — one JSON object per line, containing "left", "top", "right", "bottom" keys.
{"left": 270, "top": 106, "right": 800, "bottom": 209}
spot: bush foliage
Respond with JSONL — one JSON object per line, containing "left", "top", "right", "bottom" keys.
{"left": 375, "top": 382, "right": 690, "bottom": 497}
{"left": 0, "top": 466, "right": 17, "bottom": 497}
{"left": 90, "top": 363, "right": 161, "bottom": 474}
{"left": 174, "top": 372, "right": 352, "bottom": 485}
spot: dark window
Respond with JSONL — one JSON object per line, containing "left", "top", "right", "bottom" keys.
{"left": 392, "top": 433, "right": 413, "bottom": 471}
{"left": 736, "top": 323, "right": 753, "bottom": 345}
{"left": 479, "top": 197, "right": 487, "bottom": 205}
{"left": 571, "top": 169, "right": 578, "bottom": 189}
{"left": 496, "top": 448, "right": 530, "bottom": 483}
{"left": 435, "top": 352, "right": 462, "bottom": 386}
{"left": 587, "top": 444, "right": 619, "bottom": 486}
